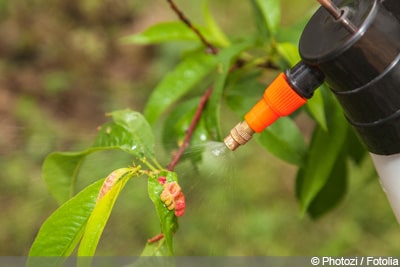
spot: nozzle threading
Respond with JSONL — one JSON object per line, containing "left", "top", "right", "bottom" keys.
{"left": 224, "top": 121, "right": 255, "bottom": 151}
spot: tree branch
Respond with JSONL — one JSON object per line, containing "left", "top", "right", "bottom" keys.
{"left": 166, "top": 0, "right": 219, "bottom": 54}
{"left": 167, "top": 86, "right": 214, "bottom": 171}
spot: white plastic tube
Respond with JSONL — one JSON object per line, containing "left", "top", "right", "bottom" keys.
{"left": 370, "top": 153, "right": 400, "bottom": 223}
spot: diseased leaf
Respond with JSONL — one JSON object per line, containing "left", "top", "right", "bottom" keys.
{"left": 78, "top": 168, "right": 134, "bottom": 256}
{"left": 256, "top": 117, "right": 307, "bottom": 166}
{"left": 29, "top": 180, "right": 103, "bottom": 257}
{"left": 148, "top": 171, "right": 180, "bottom": 255}
{"left": 144, "top": 52, "right": 218, "bottom": 125}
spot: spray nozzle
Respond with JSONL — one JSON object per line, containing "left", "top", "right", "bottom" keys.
{"left": 224, "top": 121, "right": 255, "bottom": 151}
{"left": 224, "top": 62, "right": 324, "bottom": 151}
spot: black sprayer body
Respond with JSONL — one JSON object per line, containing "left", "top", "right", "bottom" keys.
{"left": 224, "top": 0, "right": 400, "bottom": 221}
{"left": 300, "top": 0, "right": 400, "bottom": 155}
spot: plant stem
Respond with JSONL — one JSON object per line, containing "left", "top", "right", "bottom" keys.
{"left": 167, "top": 87, "right": 214, "bottom": 171}
{"left": 166, "top": 0, "right": 219, "bottom": 54}
{"left": 141, "top": 157, "right": 158, "bottom": 172}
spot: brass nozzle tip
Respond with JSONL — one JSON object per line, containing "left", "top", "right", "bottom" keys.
{"left": 223, "top": 121, "right": 255, "bottom": 151}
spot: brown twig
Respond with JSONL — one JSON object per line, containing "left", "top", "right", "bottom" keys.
{"left": 167, "top": 87, "right": 214, "bottom": 171}
{"left": 166, "top": 0, "right": 219, "bottom": 54}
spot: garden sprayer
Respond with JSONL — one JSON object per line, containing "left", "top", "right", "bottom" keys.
{"left": 224, "top": 0, "right": 400, "bottom": 221}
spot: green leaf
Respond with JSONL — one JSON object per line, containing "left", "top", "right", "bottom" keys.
{"left": 43, "top": 110, "right": 156, "bottom": 204}
{"left": 296, "top": 147, "right": 348, "bottom": 219}
{"left": 306, "top": 152, "right": 347, "bottom": 219}
{"left": 43, "top": 148, "right": 120, "bottom": 204}
{"left": 121, "top": 22, "right": 203, "bottom": 45}
{"left": 276, "top": 16, "right": 311, "bottom": 44}
{"left": 250, "top": 0, "right": 271, "bottom": 42}
{"left": 276, "top": 42, "right": 328, "bottom": 130}
{"left": 345, "top": 128, "right": 367, "bottom": 165}
{"left": 253, "top": 0, "right": 281, "bottom": 37}
{"left": 224, "top": 68, "right": 265, "bottom": 115}
{"left": 202, "top": 0, "right": 230, "bottom": 47}
{"left": 78, "top": 168, "right": 134, "bottom": 256}
{"left": 276, "top": 42, "right": 300, "bottom": 66}
{"left": 162, "top": 98, "right": 200, "bottom": 151}
{"left": 42, "top": 151, "right": 87, "bottom": 204}
{"left": 144, "top": 52, "right": 218, "bottom": 125}
{"left": 130, "top": 241, "right": 176, "bottom": 267}
{"left": 256, "top": 117, "right": 307, "bottom": 166}
{"left": 148, "top": 171, "right": 180, "bottom": 255}
{"left": 306, "top": 86, "right": 328, "bottom": 131}
{"left": 107, "top": 110, "right": 155, "bottom": 159}
{"left": 140, "top": 237, "right": 170, "bottom": 256}
{"left": 205, "top": 40, "right": 255, "bottom": 140}
{"left": 297, "top": 100, "right": 349, "bottom": 216}
{"left": 162, "top": 98, "right": 210, "bottom": 165}
{"left": 29, "top": 179, "right": 103, "bottom": 256}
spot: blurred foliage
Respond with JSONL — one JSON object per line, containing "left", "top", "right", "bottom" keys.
{"left": 0, "top": 0, "right": 399, "bottom": 257}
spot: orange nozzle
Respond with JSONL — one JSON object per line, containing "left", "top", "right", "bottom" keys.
{"left": 244, "top": 73, "right": 307, "bottom": 133}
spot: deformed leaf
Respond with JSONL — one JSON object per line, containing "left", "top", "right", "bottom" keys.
{"left": 29, "top": 179, "right": 103, "bottom": 257}
{"left": 147, "top": 171, "right": 180, "bottom": 255}
{"left": 78, "top": 168, "right": 134, "bottom": 256}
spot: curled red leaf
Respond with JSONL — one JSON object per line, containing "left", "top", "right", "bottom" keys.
{"left": 159, "top": 181, "right": 185, "bottom": 217}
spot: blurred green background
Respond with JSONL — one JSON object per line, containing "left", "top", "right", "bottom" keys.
{"left": 1, "top": 0, "right": 399, "bottom": 256}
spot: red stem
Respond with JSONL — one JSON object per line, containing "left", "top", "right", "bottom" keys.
{"left": 167, "top": 87, "right": 214, "bottom": 171}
